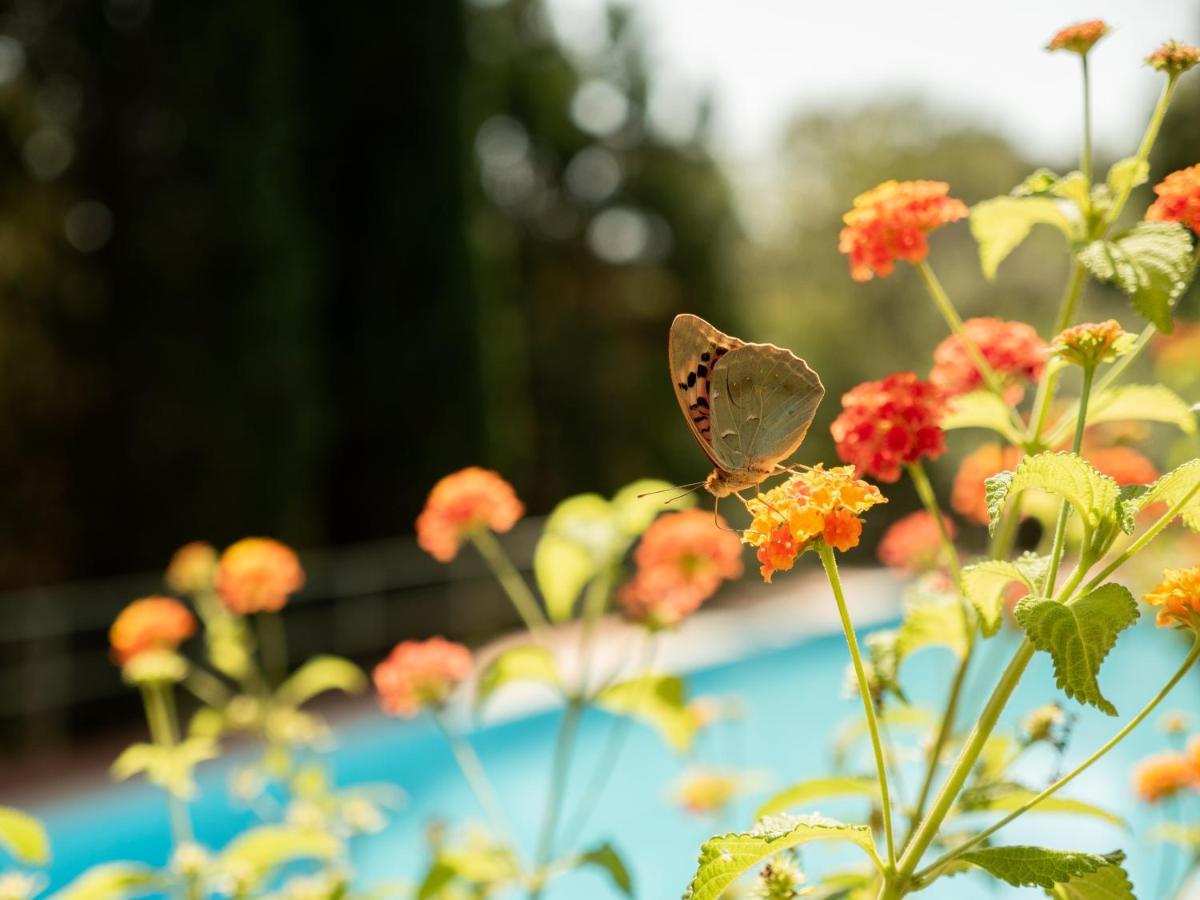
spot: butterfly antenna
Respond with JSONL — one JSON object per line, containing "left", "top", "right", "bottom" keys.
{"left": 637, "top": 481, "right": 705, "bottom": 500}
{"left": 665, "top": 484, "right": 706, "bottom": 505}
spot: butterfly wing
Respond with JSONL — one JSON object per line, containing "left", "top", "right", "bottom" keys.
{"left": 708, "top": 342, "right": 825, "bottom": 473}
{"left": 669, "top": 314, "right": 744, "bottom": 469}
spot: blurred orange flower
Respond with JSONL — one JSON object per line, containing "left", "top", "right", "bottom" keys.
{"left": 216, "top": 538, "right": 305, "bottom": 615}
{"left": 416, "top": 467, "right": 524, "bottom": 562}
{"left": 1052, "top": 320, "right": 1132, "bottom": 368}
{"left": 165, "top": 541, "right": 218, "bottom": 595}
{"left": 1085, "top": 446, "right": 1158, "bottom": 487}
{"left": 675, "top": 768, "right": 740, "bottom": 816}
{"left": 1146, "top": 40, "right": 1200, "bottom": 77}
{"left": 1045, "top": 19, "right": 1109, "bottom": 55}
{"left": 1146, "top": 164, "right": 1200, "bottom": 236}
{"left": 743, "top": 465, "right": 886, "bottom": 581}
{"left": 1144, "top": 565, "right": 1200, "bottom": 629}
{"left": 1132, "top": 751, "right": 1196, "bottom": 803}
{"left": 619, "top": 509, "right": 744, "bottom": 629}
{"left": 951, "top": 444, "right": 1022, "bottom": 525}
{"left": 878, "top": 510, "right": 955, "bottom": 574}
{"left": 931, "top": 317, "right": 1046, "bottom": 400}
{"left": 838, "top": 180, "right": 967, "bottom": 281}
{"left": 1152, "top": 320, "right": 1200, "bottom": 367}
{"left": 110, "top": 596, "right": 196, "bottom": 665}
{"left": 831, "top": 372, "right": 947, "bottom": 483}
{"left": 373, "top": 637, "right": 472, "bottom": 718}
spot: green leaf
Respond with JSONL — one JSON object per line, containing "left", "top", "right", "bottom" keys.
{"left": 1051, "top": 172, "right": 1090, "bottom": 212}
{"left": 611, "top": 479, "right": 688, "bottom": 536}
{"left": 217, "top": 826, "right": 341, "bottom": 893}
{"left": 1150, "top": 823, "right": 1200, "bottom": 847}
{"left": 940, "top": 390, "right": 1023, "bottom": 443}
{"left": 955, "top": 783, "right": 1124, "bottom": 828}
{"left": 896, "top": 595, "right": 968, "bottom": 661}
{"left": 970, "top": 196, "right": 1073, "bottom": 280}
{"left": 111, "top": 738, "right": 218, "bottom": 799}
{"left": 275, "top": 655, "right": 366, "bottom": 708}
{"left": 985, "top": 452, "right": 1119, "bottom": 537}
{"left": 594, "top": 675, "right": 696, "bottom": 753}
{"left": 1078, "top": 221, "right": 1196, "bottom": 332}
{"left": 1014, "top": 584, "right": 1139, "bottom": 716}
{"left": 961, "top": 554, "right": 1046, "bottom": 635}
{"left": 1071, "top": 384, "right": 1197, "bottom": 435}
{"left": 754, "top": 776, "right": 879, "bottom": 819}
{"left": 1133, "top": 458, "right": 1200, "bottom": 530}
{"left": 533, "top": 533, "right": 595, "bottom": 623}
{"left": 578, "top": 842, "right": 633, "bottom": 897}
{"left": 0, "top": 806, "right": 50, "bottom": 866}
{"left": 49, "top": 863, "right": 163, "bottom": 900}
{"left": 960, "top": 846, "right": 1124, "bottom": 890}
{"left": 686, "top": 815, "right": 880, "bottom": 900}
{"left": 1106, "top": 157, "right": 1150, "bottom": 201}
{"left": 1047, "top": 855, "right": 1134, "bottom": 900}
{"left": 476, "top": 645, "right": 561, "bottom": 706}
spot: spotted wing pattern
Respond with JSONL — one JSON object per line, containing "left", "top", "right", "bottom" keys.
{"left": 668, "top": 314, "right": 744, "bottom": 466}
{"left": 708, "top": 342, "right": 825, "bottom": 474}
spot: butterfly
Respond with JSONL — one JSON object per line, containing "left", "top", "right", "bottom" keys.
{"left": 669, "top": 313, "right": 825, "bottom": 498}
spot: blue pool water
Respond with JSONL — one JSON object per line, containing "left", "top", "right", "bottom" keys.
{"left": 29, "top": 617, "right": 1200, "bottom": 898}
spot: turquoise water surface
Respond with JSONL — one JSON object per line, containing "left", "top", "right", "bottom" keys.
{"left": 29, "top": 616, "right": 1200, "bottom": 897}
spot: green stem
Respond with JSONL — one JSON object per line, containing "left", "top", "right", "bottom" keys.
{"left": 533, "top": 698, "right": 583, "bottom": 891}
{"left": 470, "top": 529, "right": 550, "bottom": 634}
{"left": 1042, "top": 365, "right": 1096, "bottom": 595}
{"left": 906, "top": 462, "right": 964, "bottom": 588}
{"left": 915, "top": 637, "right": 1200, "bottom": 885}
{"left": 140, "top": 681, "right": 194, "bottom": 847}
{"left": 1105, "top": 74, "right": 1178, "bottom": 230}
{"left": 1050, "top": 261, "right": 1089, "bottom": 345}
{"left": 431, "top": 711, "right": 515, "bottom": 849}
{"left": 255, "top": 612, "right": 288, "bottom": 689}
{"left": 818, "top": 542, "right": 895, "bottom": 869}
{"left": 916, "top": 262, "right": 1026, "bottom": 436}
{"left": 1080, "top": 55, "right": 1093, "bottom": 187}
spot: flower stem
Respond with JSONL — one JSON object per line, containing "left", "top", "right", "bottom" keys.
{"left": 914, "top": 636, "right": 1200, "bottom": 885}
{"left": 1105, "top": 74, "right": 1178, "bottom": 230}
{"left": 532, "top": 697, "right": 583, "bottom": 895}
{"left": 140, "top": 681, "right": 194, "bottom": 847}
{"left": 1080, "top": 55, "right": 1094, "bottom": 187}
{"left": 818, "top": 542, "right": 895, "bottom": 869}
{"left": 906, "top": 462, "right": 964, "bottom": 589}
{"left": 470, "top": 529, "right": 550, "bottom": 634}
{"left": 431, "top": 711, "right": 514, "bottom": 848}
{"left": 1042, "top": 364, "right": 1096, "bottom": 595}
{"left": 255, "top": 612, "right": 288, "bottom": 688}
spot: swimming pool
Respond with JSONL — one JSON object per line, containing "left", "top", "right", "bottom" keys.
{"left": 30, "top": 610, "right": 1200, "bottom": 898}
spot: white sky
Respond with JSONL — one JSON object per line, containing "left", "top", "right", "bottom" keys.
{"left": 546, "top": 0, "right": 1200, "bottom": 167}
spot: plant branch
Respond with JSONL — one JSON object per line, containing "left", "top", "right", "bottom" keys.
{"left": 470, "top": 529, "right": 551, "bottom": 634}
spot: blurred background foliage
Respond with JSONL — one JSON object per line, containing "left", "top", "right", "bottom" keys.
{"left": 0, "top": 0, "right": 1198, "bottom": 589}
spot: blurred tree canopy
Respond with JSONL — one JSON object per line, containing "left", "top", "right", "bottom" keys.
{"left": 0, "top": 1, "right": 1195, "bottom": 587}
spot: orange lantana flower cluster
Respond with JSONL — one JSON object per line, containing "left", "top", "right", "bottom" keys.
{"left": 215, "top": 537, "right": 305, "bottom": 615}
{"left": 416, "top": 467, "right": 524, "bottom": 562}
{"left": 109, "top": 596, "right": 197, "bottom": 666}
{"left": 831, "top": 372, "right": 947, "bottom": 483}
{"left": 373, "top": 637, "right": 473, "bottom": 718}
{"left": 838, "top": 180, "right": 968, "bottom": 282}
{"left": 743, "top": 466, "right": 886, "bottom": 582}
{"left": 951, "top": 443, "right": 1022, "bottom": 525}
{"left": 1045, "top": 19, "right": 1109, "bottom": 55}
{"left": 930, "top": 317, "right": 1047, "bottom": 400}
{"left": 1144, "top": 565, "right": 1200, "bottom": 629}
{"left": 1132, "top": 744, "right": 1200, "bottom": 804}
{"left": 877, "top": 510, "right": 955, "bottom": 575}
{"left": 1146, "top": 164, "right": 1200, "bottom": 236}
{"left": 1146, "top": 40, "right": 1200, "bottom": 77}
{"left": 165, "top": 541, "right": 218, "bottom": 595}
{"left": 619, "top": 509, "right": 744, "bottom": 630}
{"left": 1051, "top": 320, "right": 1132, "bottom": 368}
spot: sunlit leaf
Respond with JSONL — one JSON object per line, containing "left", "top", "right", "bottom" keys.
{"left": 475, "top": 645, "right": 561, "bottom": 707}
{"left": 217, "top": 826, "right": 341, "bottom": 893}
{"left": 49, "top": 863, "right": 163, "bottom": 900}
{"left": 578, "top": 842, "right": 633, "bottom": 897}
{"left": 755, "top": 776, "right": 879, "bottom": 819}
{"left": 275, "top": 655, "right": 366, "bottom": 708}
{"left": 1150, "top": 823, "right": 1200, "bottom": 847}
{"left": 1078, "top": 221, "right": 1195, "bottom": 332}
{"left": 1059, "top": 384, "right": 1196, "bottom": 437}
{"left": 611, "top": 479, "right": 687, "bottom": 536}
{"left": 985, "top": 452, "right": 1119, "bottom": 537}
{"left": 595, "top": 675, "right": 695, "bottom": 753}
{"left": 0, "top": 806, "right": 50, "bottom": 866}
{"left": 685, "top": 815, "right": 880, "bottom": 900}
{"left": 970, "top": 196, "right": 1073, "bottom": 280}
{"left": 960, "top": 846, "right": 1126, "bottom": 892}
{"left": 533, "top": 533, "right": 595, "bottom": 623}
{"left": 1105, "top": 156, "right": 1149, "bottom": 200}
{"left": 955, "top": 783, "right": 1124, "bottom": 828}
{"left": 940, "top": 390, "right": 1023, "bottom": 443}
{"left": 1014, "top": 584, "right": 1139, "bottom": 716}
{"left": 960, "top": 553, "right": 1047, "bottom": 636}
{"left": 1133, "top": 458, "right": 1200, "bottom": 530}
{"left": 896, "top": 594, "right": 969, "bottom": 662}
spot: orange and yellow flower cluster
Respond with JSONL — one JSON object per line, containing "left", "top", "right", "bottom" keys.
{"left": 1146, "top": 40, "right": 1200, "bottom": 77}
{"left": 109, "top": 596, "right": 197, "bottom": 666}
{"left": 931, "top": 317, "right": 1047, "bottom": 400}
{"left": 877, "top": 510, "right": 955, "bottom": 575}
{"left": 838, "top": 180, "right": 967, "bottom": 282}
{"left": 1051, "top": 320, "right": 1132, "bottom": 368}
{"left": 215, "top": 537, "right": 305, "bottom": 615}
{"left": 416, "top": 467, "right": 525, "bottom": 562}
{"left": 1045, "top": 19, "right": 1109, "bottom": 55}
{"left": 1146, "top": 163, "right": 1200, "bottom": 236}
{"left": 1132, "top": 741, "right": 1200, "bottom": 803}
{"left": 619, "top": 509, "right": 744, "bottom": 629}
{"left": 373, "top": 637, "right": 473, "bottom": 718}
{"left": 1144, "top": 565, "right": 1200, "bottom": 630}
{"left": 831, "top": 372, "right": 947, "bottom": 483}
{"left": 742, "top": 466, "right": 886, "bottom": 582}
